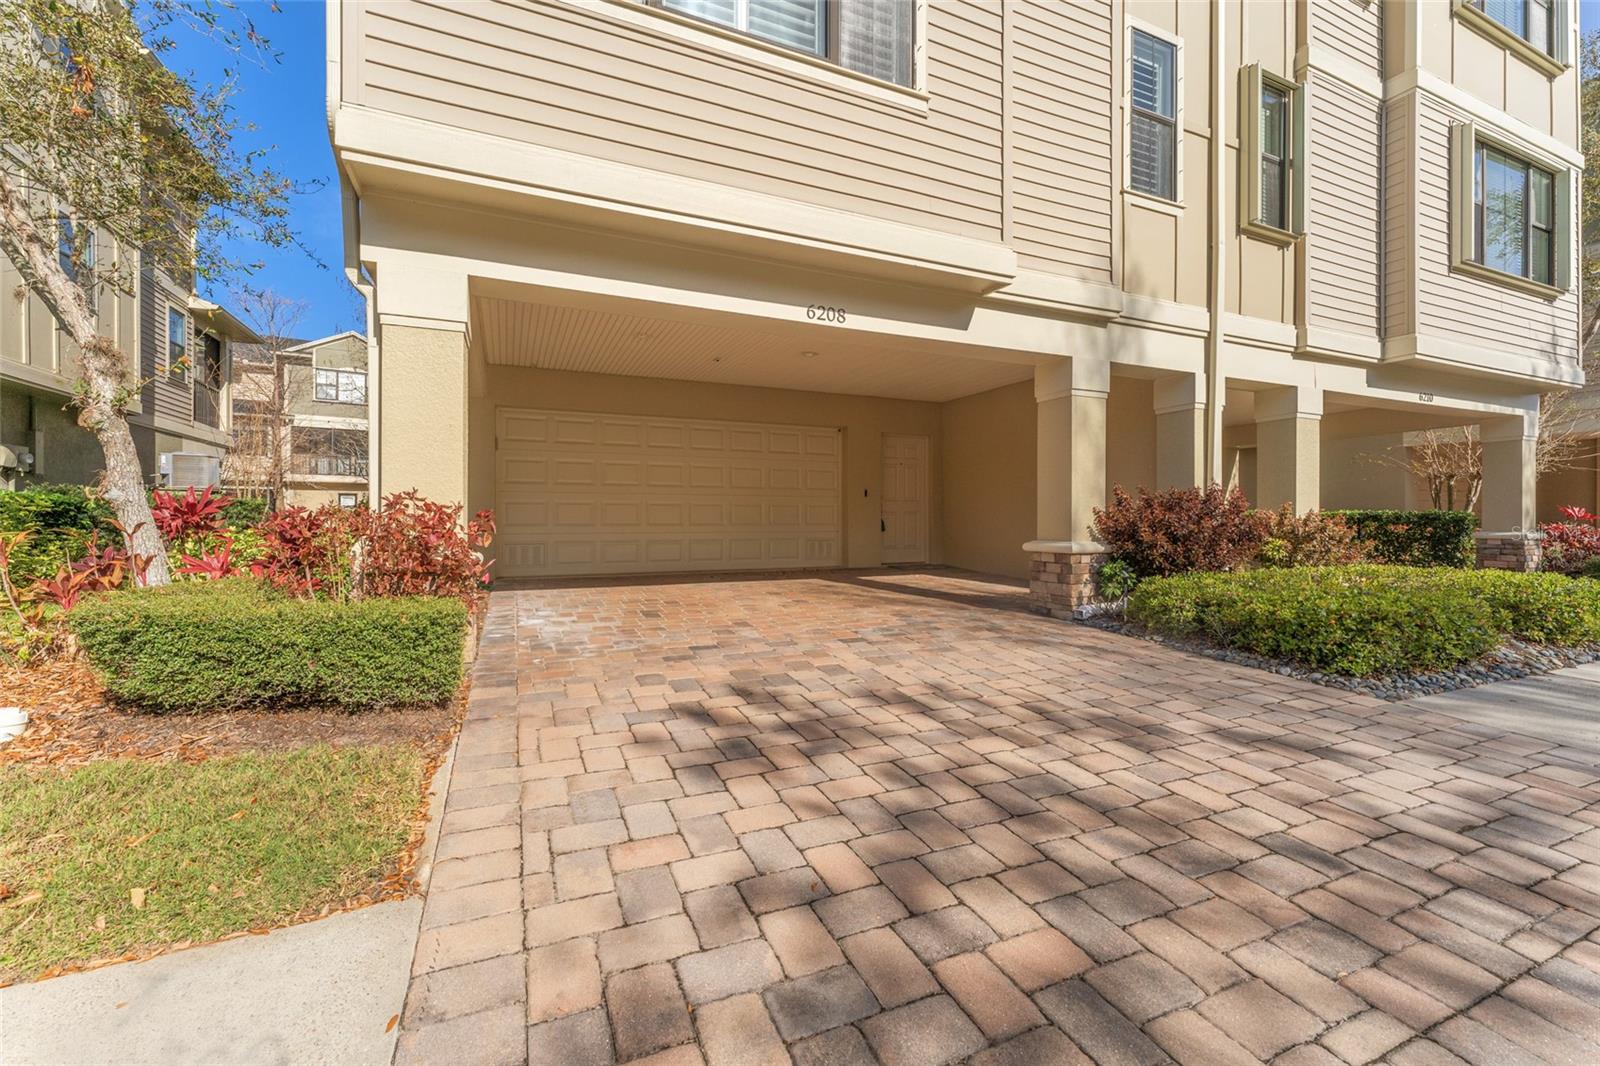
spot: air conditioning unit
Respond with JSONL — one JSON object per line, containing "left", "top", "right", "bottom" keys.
{"left": 160, "top": 452, "right": 222, "bottom": 489}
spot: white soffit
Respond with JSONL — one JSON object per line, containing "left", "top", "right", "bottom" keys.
{"left": 472, "top": 295, "right": 1034, "bottom": 403}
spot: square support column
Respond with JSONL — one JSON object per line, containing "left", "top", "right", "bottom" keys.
{"left": 1254, "top": 386, "right": 1322, "bottom": 513}
{"left": 1027, "top": 359, "right": 1109, "bottom": 617}
{"left": 375, "top": 317, "right": 469, "bottom": 506}
{"left": 1154, "top": 373, "right": 1207, "bottom": 491}
{"left": 1477, "top": 412, "right": 1541, "bottom": 571}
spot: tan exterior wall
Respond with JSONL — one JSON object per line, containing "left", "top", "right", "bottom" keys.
{"left": 344, "top": 0, "right": 1003, "bottom": 243}
{"left": 1106, "top": 376, "right": 1158, "bottom": 495}
{"left": 379, "top": 323, "right": 467, "bottom": 506}
{"left": 1320, "top": 432, "right": 1410, "bottom": 510}
{"left": 465, "top": 364, "right": 948, "bottom": 571}
{"left": 1538, "top": 440, "right": 1598, "bottom": 522}
{"left": 941, "top": 381, "right": 1035, "bottom": 579}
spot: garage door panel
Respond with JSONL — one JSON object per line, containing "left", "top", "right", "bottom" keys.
{"left": 496, "top": 407, "right": 841, "bottom": 578}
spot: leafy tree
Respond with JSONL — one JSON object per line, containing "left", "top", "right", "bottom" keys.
{"left": 0, "top": 0, "right": 296, "bottom": 584}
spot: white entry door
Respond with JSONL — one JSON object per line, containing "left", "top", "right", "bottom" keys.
{"left": 881, "top": 435, "right": 928, "bottom": 564}
{"left": 495, "top": 407, "right": 842, "bottom": 578}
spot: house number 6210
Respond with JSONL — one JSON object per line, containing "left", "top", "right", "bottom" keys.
{"left": 807, "top": 305, "right": 846, "bottom": 323}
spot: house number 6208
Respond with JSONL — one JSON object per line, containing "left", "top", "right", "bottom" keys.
{"left": 807, "top": 305, "right": 847, "bottom": 323}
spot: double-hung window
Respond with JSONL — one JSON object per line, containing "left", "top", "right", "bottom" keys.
{"left": 657, "top": 0, "right": 915, "bottom": 87}
{"left": 1452, "top": 124, "right": 1561, "bottom": 291}
{"left": 315, "top": 368, "right": 367, "bottom": 405}
{"left": 1239, "top": 65, "right": 1305, "bottom": 240}
{"left": 1128, "top": 28, "right": 1178, "bottom": 202}
{"left": 167, "top": 307, "right": 188, "bottom": 375}
{"left": 1473, "top": 0, "right": 1555, "bottom": 54}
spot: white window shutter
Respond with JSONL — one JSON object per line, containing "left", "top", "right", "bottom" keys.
{"left": 1291, "top": 80, "right": 1310, "bottom": 235}
{"left": 1449, "top": 121, "right": 1477, "bottom": 268}
{"left": 1556, "top": 165, "right": 1574, "bottom": 290}
{"left": 1239, "top": 63, "right": 1263, "bottom": 228}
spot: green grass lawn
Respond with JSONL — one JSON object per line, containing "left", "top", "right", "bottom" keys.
{"left": 0, "top": 745, "right": 426, "bottom": 983}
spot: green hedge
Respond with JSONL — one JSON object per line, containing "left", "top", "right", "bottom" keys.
{"left": 0, "top": 485, "right": 118, "bottom": 585}
{"left": 1327, "top": 509, "right": 1477, "bottom": 568}
{"left": 0, "top": 487, "right": 267, "bottom": 585}
{"left": 70, "top": 579, "right": 467, "bottom": 710}
{"left": 1128, "top": 565, "right": 1600, "bottom": 677}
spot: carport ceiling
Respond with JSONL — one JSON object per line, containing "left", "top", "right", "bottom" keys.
{"left": 472, "top": 296, "right": 1035, "bottom": 403}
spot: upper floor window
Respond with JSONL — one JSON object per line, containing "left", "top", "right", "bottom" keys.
{"left": 1129, "top": 28, "right": 1178, "bottom": 202}
{"left": 658, "top": 0, "right": 914, "bottom": 87}
{"left": 1472, "top": 0, "right": 1554, "bottom": 55}
{"left": 57, "top": 215, "right": 96, "bottom": 308}
{"left": 1239, "top": 65, "right": 1304, "bottom": 241}
{"left": 1450, "top": 121, "right": 1570, "bottom": 294}
{"left": 1475, "top": 144, "right": 1555, "bottom": 286}
{"left": 315, "top": 368, "right": 367, "bottom": 405}
{"left": 167, "top": 307, "right": 188, "bottom": 374}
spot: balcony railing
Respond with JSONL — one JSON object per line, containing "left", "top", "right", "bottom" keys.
{"left": 293, "top": 456, "right": 369, "bottom": 478}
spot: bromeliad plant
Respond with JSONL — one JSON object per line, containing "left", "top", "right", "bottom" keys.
{"left": 1, "top": 529, "right": 152, "bottom": 660}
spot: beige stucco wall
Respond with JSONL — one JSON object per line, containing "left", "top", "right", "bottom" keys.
{"left": 1538, "top": 440, "right": 1598, "bottom": 522}
{"left": 1320, "top": 432, "right": 1411, "bottom": 510}
{"left": 465, "top": 363, "right": 948, "bottom": 572}
{"left": 941, "top": 381, "right": 1035, "bottom": 579}
{"left": 378, "top": 323, "right": 467, "bottom": 506}
{"left": 1106, "top": 376, "right": 1158, "bottom": 495}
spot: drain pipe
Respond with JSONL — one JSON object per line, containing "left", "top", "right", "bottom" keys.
{"left": 1204, "top": 0, "right": 1227, "bottom": 484}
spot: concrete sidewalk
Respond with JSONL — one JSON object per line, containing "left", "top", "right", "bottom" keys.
{"left": 1404, "top": 661, "right": 1600, "bottom": 751}
{"left": 0, "top": 898, "right": 422, "bottom": 1066}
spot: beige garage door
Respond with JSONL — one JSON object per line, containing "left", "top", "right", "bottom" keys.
{"left": 495, "top": 407, "right": 842, "bottom": 578}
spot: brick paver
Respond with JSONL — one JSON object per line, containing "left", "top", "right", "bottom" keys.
{"left": 394, "top": 570, "right": 1600, "bottom": 1064}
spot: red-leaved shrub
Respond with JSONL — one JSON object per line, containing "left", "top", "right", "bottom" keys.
{"left": 1541, "top": 505, "right": 1600, "bottom": 575}
{"left": 1091, "top": 485, "right": 1266, "bottom": 577}
{"left": 150, "top": 485, "right": 231, "bottom": 542}
{"left": 1256, "top": 506, "right": 1368, "bottom": 568}
{"left": 252, "top": 491, "right": 495, "bottom": 603}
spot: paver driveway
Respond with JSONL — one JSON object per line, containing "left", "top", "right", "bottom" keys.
{"left": 396, "top": 570, "right": 1600, "bottom": 1066}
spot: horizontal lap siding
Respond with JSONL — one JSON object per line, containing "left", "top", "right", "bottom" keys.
{"left": 1383, "top": 94, "right": 1414, "bottom": 338}
{"left": 1315, "top": 0, "right": 1381, "bottom": 71}
{"left": 138, "top": 264, "right": 194, "bottom": 424}
{"left": 1007, "top": 0, "right": 1113, "bottom": 280}
{"left": 1414, "top": 95, "right": 1580, "bottom": 365}
{"left": 353, "top": 0, "right": 1002, "bottom": 241}
{"left": 1306, "top": 77, "right": 1381, "bottom": 337}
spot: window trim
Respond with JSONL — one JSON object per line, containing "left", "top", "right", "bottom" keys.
{"left": 1237, "top": 64, "right": 1307, "bottom": 245}
{"left": 166, "top": 305, "right": 189, "bottom": 377}
{"left": 597, "top": 0, "right": 927, "bottom": 107}
{"left": 1123, "top": 18, "right": 1184, "bottom": 208}
{"left": 315, "top": 367, "right": 368, "bottom": 405}
{"left": 1450, "top": 120, "right": 1571, "bottom": 298}
{"left": 1453, "top": 0, "right": 1569, "bottom": 78}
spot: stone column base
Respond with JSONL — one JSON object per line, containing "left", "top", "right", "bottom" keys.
{"left": 1024, "top": 540, "right": 1107, "bottom": 619}
{"left": 1475, "top": 531, "right": 1543, "bottom": 572}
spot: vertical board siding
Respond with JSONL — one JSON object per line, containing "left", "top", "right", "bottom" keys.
{"left": 1007, "top": 0, "right": 1114, "bottom": 280}
{"left": 1383, "top": 94, "right": 1415, "bottom": 338}
{"left": 353, "top": 0, "right": 1003, "bottom": 241}
{"left": 1306, "top": 76, "right": 1382, "bottom": 337}
{"left": 1413, "top": 94, "right": 1579, "bottom": 365}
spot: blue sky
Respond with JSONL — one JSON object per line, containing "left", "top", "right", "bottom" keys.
{"left": 165, "top": 0, "right": 360, "bottom": 340}
{"left": 165, "top": 0, "right": 1600, "bottom": 340}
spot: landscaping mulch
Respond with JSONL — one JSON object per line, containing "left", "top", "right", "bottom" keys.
{"left": 0, "top": 657, "right": 460, "bottom": 767}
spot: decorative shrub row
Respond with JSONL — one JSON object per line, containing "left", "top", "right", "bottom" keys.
{"left": 1327, "top": 509, "right": 1477, "bottom": 568}
{"left": 1127, "top": 565, "right": 1600, "bottom": 677}
{"left": 69, "top": 579, "right": 467, "bottom": 710}
{"left": 0, "top": 485, "right": 264, "bottom": 584}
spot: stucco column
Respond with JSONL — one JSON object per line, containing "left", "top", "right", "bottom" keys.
{"left": 1476, "top": 412, "right": 1541, "bottom": 571}
{"left": 1254, "top": 386, "right": 1322, "bottom": 512}
{"left": 1034, "top": 359, "right": 1109, "bottom": 542}
{"left": 1154, "top": 373, "right": 1207, "bottom": 490}
{"left": 1027, "top": 359, "right": 1109, "bottom": 617}
{"left": 375, "top": 317, "right": 469, "bottom": 506}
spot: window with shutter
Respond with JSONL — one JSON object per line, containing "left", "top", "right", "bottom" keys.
{"left": 1128, "top": 29, "right": 1177, "bottom": 202}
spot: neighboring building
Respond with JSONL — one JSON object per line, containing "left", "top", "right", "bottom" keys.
{"left": 1, "top": 234, "right": 256, "bottom": 491}
{"left": 228, "top": 330, "right": 371, "bottom": 508}
{"left": 327, "top": 0, "right": 1584, "bottom": 604}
